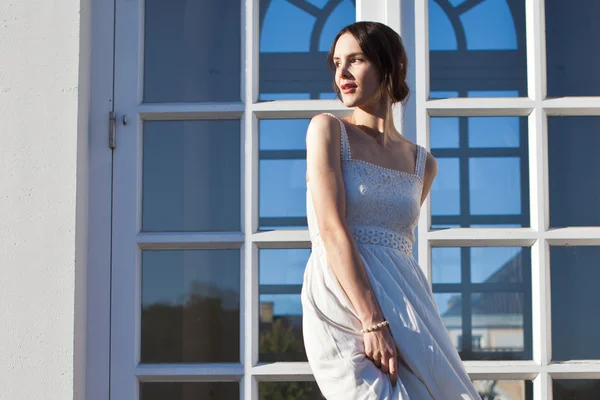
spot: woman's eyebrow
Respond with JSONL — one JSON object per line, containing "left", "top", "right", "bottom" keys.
{"left": 333, "top": 52, "right": 365, "bottom": 60}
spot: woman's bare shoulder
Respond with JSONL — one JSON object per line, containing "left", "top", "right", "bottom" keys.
{"left": 305, "top": 113, "right": 342, "bottom": 150}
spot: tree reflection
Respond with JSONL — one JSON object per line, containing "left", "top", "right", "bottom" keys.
{"left": 141, "top": 281, "right": 239, "bottom": 363}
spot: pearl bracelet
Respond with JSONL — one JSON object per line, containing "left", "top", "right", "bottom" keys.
{"left": 360, "top": 320, "right": 389, "bottom": 334}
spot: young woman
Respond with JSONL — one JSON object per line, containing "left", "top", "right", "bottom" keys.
{"left": 300, "top": 21, "right": 481, "bottom": 399}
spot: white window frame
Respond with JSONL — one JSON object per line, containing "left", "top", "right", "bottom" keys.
{"left": 414, "top": 1, "right": 600, "bottom": 399}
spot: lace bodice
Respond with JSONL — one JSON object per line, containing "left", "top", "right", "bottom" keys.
{"left": 307, "top": 113, "right": 427, "bottom": 255}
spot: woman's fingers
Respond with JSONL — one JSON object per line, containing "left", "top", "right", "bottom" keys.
{"left": 389, "top": 356, "right": 398, "bottom": 386}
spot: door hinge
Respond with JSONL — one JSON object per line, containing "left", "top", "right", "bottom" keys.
{"left": 109, "top": 111, "right": 117, "bottom": 149}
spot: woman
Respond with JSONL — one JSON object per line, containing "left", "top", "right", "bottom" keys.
{"left": 300, "top": 21, "right": 481, "bottom": 399}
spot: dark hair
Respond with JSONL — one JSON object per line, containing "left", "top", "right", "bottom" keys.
{"left": 327, "top": 21, "right": 410, "bottom": 105}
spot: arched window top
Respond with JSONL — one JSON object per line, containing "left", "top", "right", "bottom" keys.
{"left": 430, "top": 0, "right": 518, "bottom": 51}
{"left": 260, "top": 0, "right": 354, "bottom": 53}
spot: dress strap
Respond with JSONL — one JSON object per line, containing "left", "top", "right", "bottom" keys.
{"left": 323, "top": 113, "right": 351, "bottom": 161}
{"left": 415, "top": 145, "right": 428, "bottom": 178}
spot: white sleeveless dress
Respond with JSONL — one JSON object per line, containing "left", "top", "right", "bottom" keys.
{"left": 300, "top": 114, "right": 481, "bottom": 399}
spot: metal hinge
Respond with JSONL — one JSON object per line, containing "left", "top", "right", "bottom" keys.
{"left": 109, "top": 111, "right": 117, "bottom": 149}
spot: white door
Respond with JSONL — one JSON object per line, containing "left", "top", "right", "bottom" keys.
{"left": 110, "top": 0, "right": 245, "bottom": 398}
{"left": 109, "top": 0, "right": 387, "bottom": 399}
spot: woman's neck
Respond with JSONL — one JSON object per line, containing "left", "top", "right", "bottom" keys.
{"left": 351, "top": 103, "right": 398, "bottom": 145}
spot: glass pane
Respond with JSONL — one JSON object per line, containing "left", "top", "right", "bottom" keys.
{"left": 259, "top": 248, "right": 311, "bottom": 362}
{"left": 431, "top": 116, "right": 529, "bottom": 228}
{"left": 141, "top": 250, "right": 240, "bottom": 363}
{"left": 259, "top": 382, "right": 326, "bottom": 400}
{"left": 429, "top": 0, "right": 527, "bottom": 98}
{"left": 259, "top": 119, "right": 309, "bottom": 230}
{"left": 143, "top": 120, "right": 241, "bottom": 232}
{"left": 435, "top": 293, "right": 463, "bottom": 352}
{"left": 548, "top": 117, "right": 600, "bottom": 227}
{"left": 432, "top": 247, "right": 461, "bottom": 284}
{"left": 474, "top": 380, "right": 533, "bottom": 400}
{"left": 140, "top": 382, "right": 239, "bottom": 400}
{"left": 433, "top": 247, "right": 532, "bottom": 360}
{"left": 553, "top": 380, "right": 600, "bottom": 399}
{"left": 546, "top": 1, "right": 600, "bottom": 97}
{"left": 259, "top": 0, "right": 355, "bottom": 100}
{"left": 144, "top": 0, "right": 241, "bottom": 102}
{"left": 551, "top": 246, "right": 600, "bottom": 361}
{"left": 472, "top": 292, "right": 525, "bottom": 356}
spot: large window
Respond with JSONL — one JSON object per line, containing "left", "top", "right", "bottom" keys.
{"left": 417, "top": 1, "right": 600, "bottom": 399}
{"left": 121, "top": 1, "right": 600, "bottom": 399}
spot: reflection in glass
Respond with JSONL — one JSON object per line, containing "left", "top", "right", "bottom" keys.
{"left": 259, "top": 119, "right": 309, "bottom": 230}
{"left": 259, "top": 381, "right": 326, "bottom": 400}
{"left": 140, "top": 382, "right": 239, "bottom": 400}
{"left": 429, "top": 0, "right": 526, "bottom": 98}
{"left": 433, "top": 247, "right": 532, "bottom": 360}
{"left": 553, "top": 380, "right": 600, "bottom": 399}
{"left": 546, "top": 1, "right": 600, "bottom": 97}
{"left": 548, "top": 117, "right": 600, "bottom": 227}
{"left": 142, "top": 120, "right": 241, "bottom": 232}
{"left": 141, "top": 250, "right": 240, "bottom": 363}
{"left": 473, "top": 380, "right": 533, "bottom": 400}
{"left": 144, "top": 0, "right": 240, "bottom": 103}
{"left": 551, "top": 246, "right": 600, "bottom": 361}
{"left": 435, "top": 293, "right": 463, "bottom": 352}
{"left": 432, "top": 247, "right": 461, "bottom": 284}
{"left": 259, "top": 249, "right": 311, "bottom": 362}
{"left": 430, "top": 116, "right": 529, "bottom": 228}
{"left": 259, "top": 0, "right": 355, "bottom": 100}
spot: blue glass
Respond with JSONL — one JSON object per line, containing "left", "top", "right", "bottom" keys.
{"left": 433, "top": 246, "right": 532, "bottom": 360}
{"left": 431, "top": 158, "right": 460, "bottom": 216}
{"left": 431, "top": 117, "right": 459, "bottom": 149}
{"left": 553, "top": 380, "right": 600, "bottom": 399}
{"left": 142, "top": 120, "right": 241, "bottom": 232}
{"left": 140, "top": 382, "right": 239, "bottom": 400}
{"left": 259, "top": 248, "right": 311, "bottom": 362}
{"left": 259, "top": 0, "right": 355, "bottom": 100}
{"left": 546, "top": 0, "right": 600, "bottom": 97}
{"left": 259, "top": 119, "right": 309, "bottom": 230}
{"left": 468, "top": 117, "right": 520, "bottom": 148}
{"left": 259, "top": 382, "right": 326, "bottom": 400}
{"left": 549, "top": 117, "right": 600, "bottom": 227}
{"left": 431, "top": 116, "right": 528, "bottom": 228}
{"left": 144, "top": 0, "right": 240, "bottom": 102}
{"left": 469, "top": 157, "right": 522, "bottom": 216}
{"left": 429, "top": 0, "right": 527, "bottom": 98}
{"left": 551, "top": 246, "right": 600, "bottom": 361}
{"left": 432, "top": 247, "right": 462, "bottom": 284}
{"left": 141, "top": 249, "right": 240, "bottom": 363}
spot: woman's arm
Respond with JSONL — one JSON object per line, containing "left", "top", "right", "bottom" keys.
{"left": 420, "top": 151, "right": 438, "bottom": 206}
{"left": 305, "top": 114, "right": 385, "bottom": 329}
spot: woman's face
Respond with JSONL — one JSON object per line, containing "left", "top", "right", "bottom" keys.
{"left": 333, "top": 33, "right": 381, "bottom": 108}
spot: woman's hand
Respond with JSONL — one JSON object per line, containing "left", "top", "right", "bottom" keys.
{"left": 363, "top": 325, "right": 399, "bottom": 387}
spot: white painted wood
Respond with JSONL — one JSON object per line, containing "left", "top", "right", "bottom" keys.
{"left": 138, "top": 103, "right": 244, "bottom": 119}
{"left": 252, "top": 100, "right": 352, "bottom": 116}
{"left": 534, "top": 372, "right": 551, "bottom": 400}
{"left": 136, "top": 364, "right": 244, "bottom": 381}
{"left": 426, "top": 98, "right": 534, "bottom": 116}
{"left": 244, "top": 3, "right": 258, "bottom": 399}
{"left": 414, "top": 0, "right": 431, "bottom": 282}
{"left": 110, "top": 0, "right": 144, "bottom": 397}
{"left": 136, "top": 232, "right": 245, "bottom": 249}
{"left": 356, "top": 0, "right": 385, "bottom": 22}
{"left": 543, "top": 97, "right": 600, "bottom": 115}
{"left": 85, "top": 0, "right": 115, "bottom": 398}
{"left": 526, "top": 0, "right": 547, "bottom": 102}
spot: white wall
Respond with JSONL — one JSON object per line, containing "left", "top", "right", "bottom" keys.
{"left": 0, "top": 0, "right": 82, "bottom": 398}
